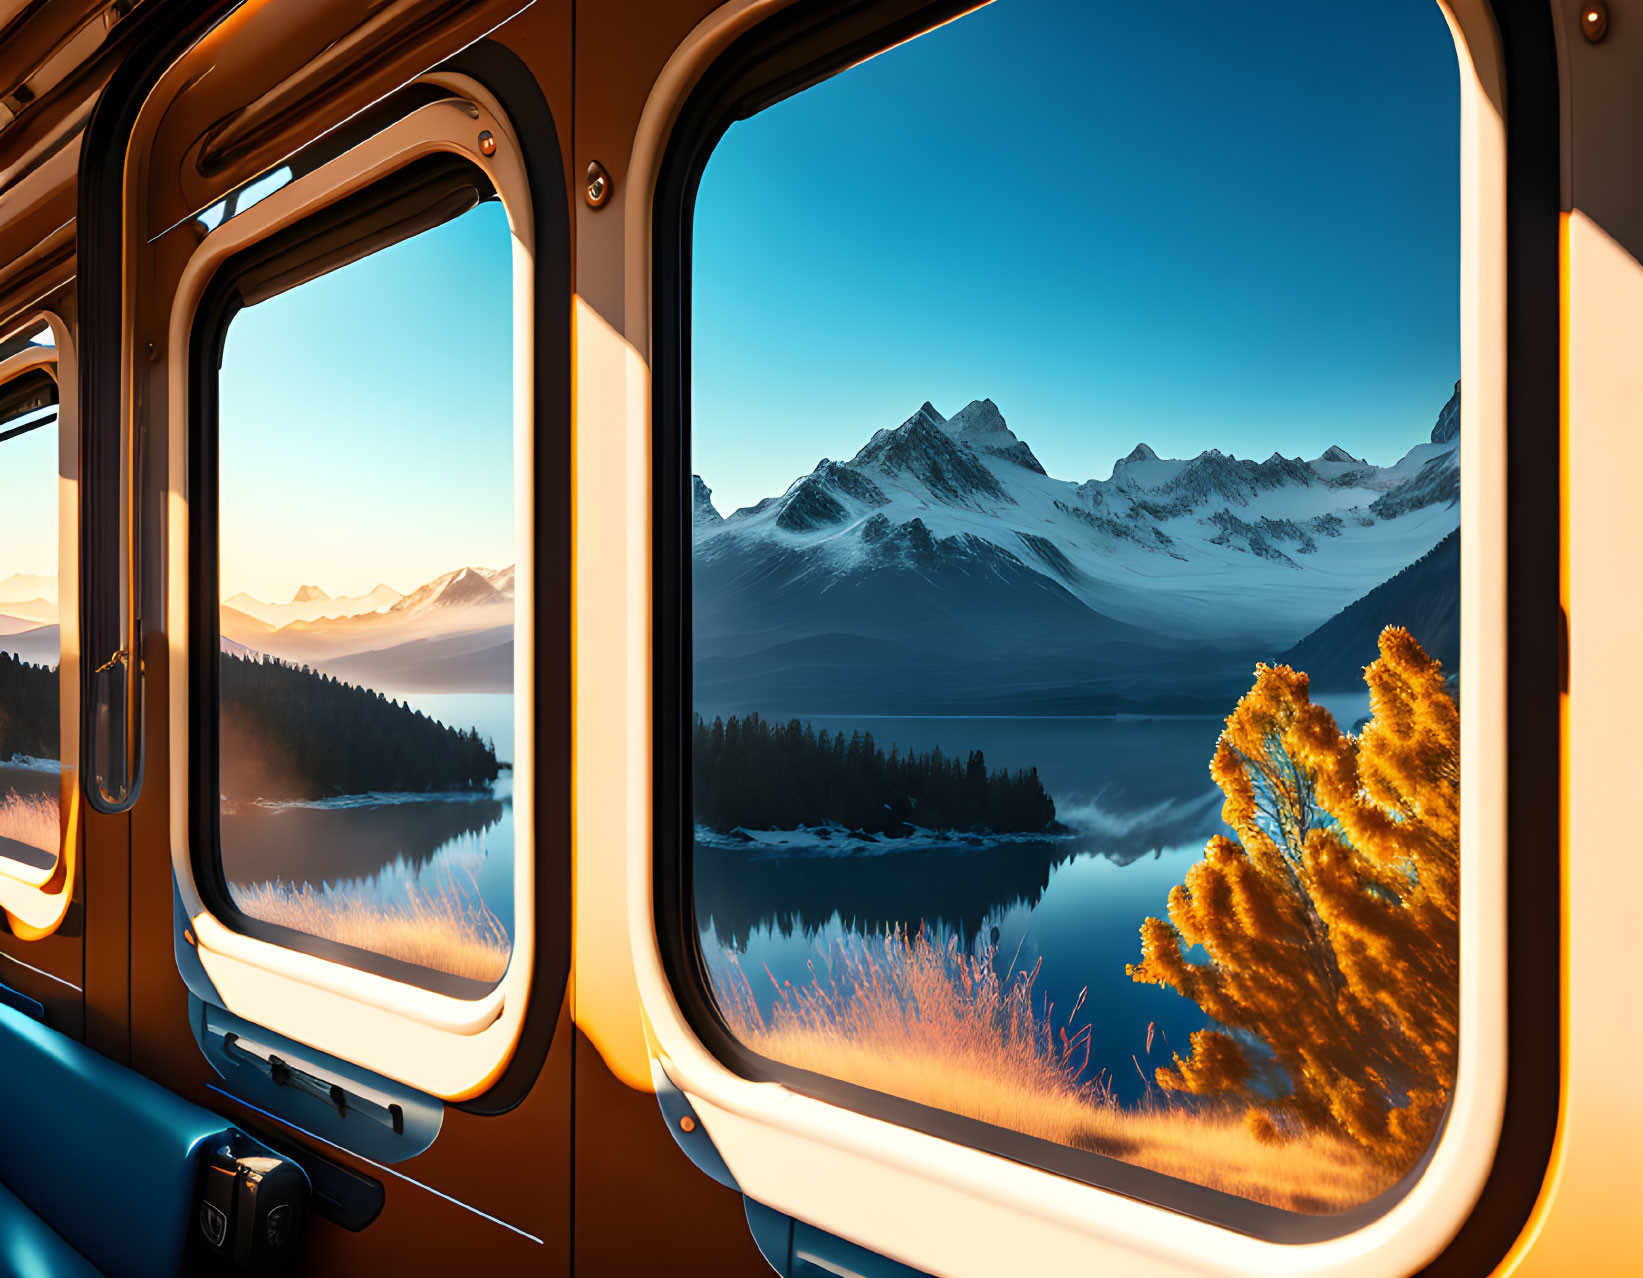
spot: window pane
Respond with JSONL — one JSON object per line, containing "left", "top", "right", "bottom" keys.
{"left": 689, "top": 0, "right": 1460, "bottom": 1217}
{"left": 0, "top": 396, "right": 62, "bottom": 877}
{"left": 217, "top": 198, "right": 516, "bottom": 994}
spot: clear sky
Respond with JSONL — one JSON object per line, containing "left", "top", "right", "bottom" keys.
{"left": 691, "top": 0, "right": 1461, "bottom": 516}
{"left": 1, "top": 327, "right": 60, "bottom": 590}
{"left": 0, "top": 415, "right": 57, "bottom": 584}
{"left": 219, "top": 201, "right": 515, "bottom": 603}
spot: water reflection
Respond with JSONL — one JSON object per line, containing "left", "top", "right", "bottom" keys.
{"left": 692, "top": 713, "right": 1247, "bottom": 1107}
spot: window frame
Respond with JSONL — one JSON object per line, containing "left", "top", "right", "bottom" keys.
{"left": 0, "top": 311, "right": 81, "bottom": 942}
{"left": 635, "top": 0, "right": 1557, "bottom": 1271}
{"left": 166, "top": 83, "right": 557, "bottom": 1102}
{"left": 191, "top": 148, "right": 518, "bottom": 1002}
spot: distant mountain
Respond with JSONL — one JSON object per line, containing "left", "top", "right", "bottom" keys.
{"left": 226, "top": 581, "right": 403, "bottom": 628}
{"left": 694, "top": 476, "right": 723, "bottom": 527}
{"left": 0, "top": 597, "right": 56, "bottom": 626}
{"left": 323, "top": 626, "right": 512, "bottom": 693}
{"left": 0, "top": 624, "right": 58, "bottom": 668}
{"left": 0, "top": 573, "right": 56, "bottom": 606}
{"left": 220, "top": 565, "right": 516, "bottom": 692}
{"left": 0, "top": 612, "right": 48, "bottom": 636}
{"left": 388, "top": 566, "right": 507, "bottom": 617}
{"left": 695, "top": 391, "right": 1460, "bottom": 714}
{"left": 1279, "top": 530, "right": 1460, "bottom": 691}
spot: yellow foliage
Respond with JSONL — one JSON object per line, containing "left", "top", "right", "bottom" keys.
{"left": 232, "top": 873, "right": 511, "bottom": 983}
{"left": 1128, "top": 627, "right": 1459, "bottom": 1171}
{"left": 711, "top": 928, "right": 1395, "bottom": 1212}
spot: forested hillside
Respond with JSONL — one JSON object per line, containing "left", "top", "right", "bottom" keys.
{"left": 0, "top": 652, "right": 57, "bottom": 761}
{"left": 220, "top": 653, "right": 499, "bottom": 801}
{"left": 693, "top": 712, "right": 1057, "bottom": 835}
{"left": 1280, "top": 531, "right": 1459, "bottom": 690}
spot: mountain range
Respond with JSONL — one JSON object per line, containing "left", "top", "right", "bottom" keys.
{"left": 0, "top": 565, "right": 514, "bottom": 691}
{"left": 693, "top": 385, "right": 1460, "bottom": 714}
{"left": 0, "top": 573, "right": 58, "bottom": 667}
{"left": 220, "top": 565, "right": 514, "bottom": 693}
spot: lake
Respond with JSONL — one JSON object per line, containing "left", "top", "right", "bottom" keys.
{"left": 692, "top": 705, "right": 1367, "bottom": 1106}
{"left": 220, "top": 691, "right": 517, "bottom": 981}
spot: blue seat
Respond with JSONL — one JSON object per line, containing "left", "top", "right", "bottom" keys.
{"left": 0, "top": 1000, "right": 235, "bottom": 1278}
{"left": 0, "top": 1180, "right": 100, "bottom": 1278}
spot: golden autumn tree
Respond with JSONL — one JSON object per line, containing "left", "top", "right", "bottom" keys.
{"left": 1127, "top": 626, "right": 1459, "bottom": 1169}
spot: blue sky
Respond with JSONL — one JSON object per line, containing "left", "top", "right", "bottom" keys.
{"left": 0, "top": 417, "right": 56, "bottom": 583}
{"left": 692, "top": 0, "right": 1461, "bottom": 516}
{"left": 218, "top": 201, "right": 515, "bottom": 603}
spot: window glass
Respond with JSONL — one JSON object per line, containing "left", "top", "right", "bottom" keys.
{"left": 688, "top": 0, "right": 1460, "bottom": 1216}
{"left": 216, "top": 198, "right": 517, "bottom": 994}
{"left": 0, "top": 369, "right": 62, "bottom": 879}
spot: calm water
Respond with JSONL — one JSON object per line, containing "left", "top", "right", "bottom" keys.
{"left": 693, "top": 707, "right": 1366, "bottom": 1106}
{"left": 221, "top": 691, "right": 517, "bottom": 934}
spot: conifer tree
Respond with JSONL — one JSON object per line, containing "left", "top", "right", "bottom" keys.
{"left": 1127, "top": 627, "right": 1459, "bottom": 1168}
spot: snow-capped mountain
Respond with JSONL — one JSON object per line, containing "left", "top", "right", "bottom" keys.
{"left": 693, "top": 386, "right": 1460, "bottom": 713}
{"left": 387, "top": 566, "right": 511, "bottom": 618}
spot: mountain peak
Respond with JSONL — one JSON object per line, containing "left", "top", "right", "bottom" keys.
{"left": 388, "top": 566, "right": 505, "bottom": 616}
{"left": 900, "top": 401, "right": 947, "bottom": 431}
{"left": 850, "top": 404, "right": 1010, "bottom": 505}
{"left": 945, "top": 398, "right": 1046, "bottom": 475}
{"left": 1123, "top": 443, "right": 1159, "bottom": 464}
{"left": 1431, "top": 381, "right": 1460, "bottom": 444}
{"left": 292, "top": 584, "right": 330, "bottom": 603}
{"left": 948, "top": 397, "right": 1004, "bottom": 432}
{"left": 693, "top": 474, "right": 723, "bottom": 526}
{"left": 1317, "top": 445, "right": 1361, "bottom": 465}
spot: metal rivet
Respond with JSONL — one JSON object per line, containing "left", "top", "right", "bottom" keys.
{"left": 1582, "top": 1, "right": 1608, "bottom": 41}
{"left": 585, "top": 160, "right": 611, "bottom": 208}
{"left": 678, "top": 1115, "right": 696, "bottom": 1133}
{"left": 478, "top": 130, "right": 497, "bottom": 157}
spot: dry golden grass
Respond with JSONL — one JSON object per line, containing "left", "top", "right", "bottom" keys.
{"left": 233, "top": 866, "right": 510, "bottom": 983}
{"left": 0, "top": 790, "right": 58, "bottom": 853}
{"left": 711, "top": 930, "right": 1396, "bottom": 1213}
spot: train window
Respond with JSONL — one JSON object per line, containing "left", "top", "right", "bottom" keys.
{"left": 169, "top": 86, "right": 553, "bottom": 1101}
{"left": 0, "top": 334, "right": 64, "bottom": 892}
{"left": 666, "top": 0, "right": 1476, "bottom": 1238}
{"left": 205, "top": 184, "right": 516, "bottom": 996}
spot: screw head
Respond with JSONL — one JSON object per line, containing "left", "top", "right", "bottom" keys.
{"left": 478, "top": 130, "right": 497, "bottom": 157}
{"left": 585, "top": 160, "right": 611, "bottom": 208}
{"left": 1582, "top": 1, "right": 1608, "bottom": 41}
{"left": 678, "top": 1115, "right": 696, "bottom": 1133}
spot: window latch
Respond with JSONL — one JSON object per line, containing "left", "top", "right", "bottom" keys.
{"left": 222, "top": 1032, "right": 404, "bottom": 1134}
